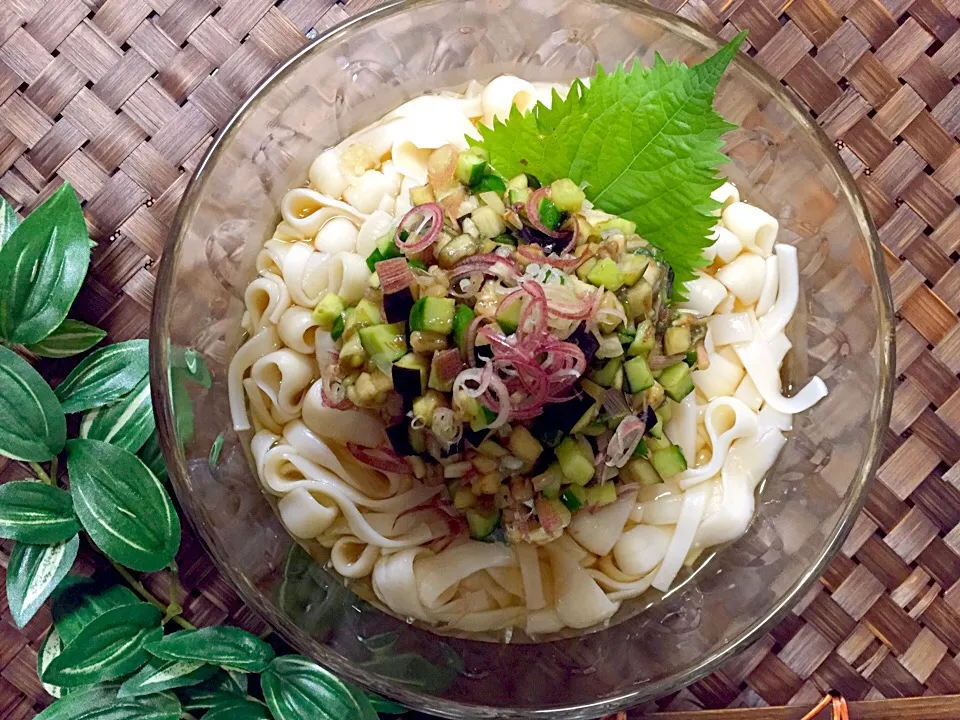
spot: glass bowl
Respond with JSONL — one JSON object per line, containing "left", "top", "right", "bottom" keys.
{"left": 150, "top": 0, "right": 895, "bottom": 717}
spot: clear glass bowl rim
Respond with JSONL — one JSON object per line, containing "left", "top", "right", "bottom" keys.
{"left": 150, "top": 1, "right": 896, "bottom": 716}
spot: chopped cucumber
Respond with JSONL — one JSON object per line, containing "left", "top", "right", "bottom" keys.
{"left": 624, "top": 279, "right": 654, "bottom": 319}
{"left": 648, "top": 414, "right": 665, "bottom": 440}
{"left": 651, "top": 444, "right": 687, "bottom": 478}
{"left": 575, "top": 257, "right": 597, "bottom": 282}
{"left": 633, "top": 437, "right": 649, "bottom": 457}
{"left": 452, "top": 304, "right": 475, "bottom": 354}
{"left": 466, "top": 508, "right": 501, "bottom": 540}
{"left": 595, "top": 217, "right": 636, "bottom": 235}
{"left": 331, "top": 311, "right": 347, "bottom": 341}
{"left": 358, "top": 323, "right": 407, "bottom": 364}
{"left": 508, "top": 186, "right": 531, "bottom": 205}
{"left": 660, "top": 362, "right": 695, "bottom": 402}
{"left": 622, "top": 457, "right": 662, "bottom": 485}
{"left": 456, "top": 149, "right": 488, "bottom": 187}
{"left": 312, "top": 293, "right": 345, "bottom": 330}
{"left": 538, "top": 197, "right": 563, "bottom": 231}
{"left": 549, "top": 178, "right": 585, "bottom": 212}
{"left": 524, "top": 173, "right": 542, "bottom": 189}
{"left": 555, "top": 437, "right": 595, "bottom": 485}
{"left": 664, "top": 326, "right": 692, "bottom": 356}
{"left": 348, "top": 300, "right": 383, "bottom": 334}
{"left": 472, "top": 205, "right": 506, "bottom": 238}
{"left": 624, "top": 355, "right": 655, "bottom": 393}
{"left": 587, "top": 258, "right": 624, "bottom": 291}
{"left": 541, "top": 478, "right": 562, "bottom": 500}
{"left": 409, "top": 297, "right": 455, "bottom": 335}
{"left": 591, "top": 357, "right": 622, "bottom": 388}
{"left": 477, "top": 174, "right": 506, "bottom": 194}
{"left": 585, "top": 482, "right": 617, "bottom": 507}
{"left": 618, "top": 329, "right": 636, "bottom": 346}
{"left": 492, "top": 233, "right": 517, "bottom": 247}
{"left": 376, "top": 230, "right": 398, "bottom": 255}
{"left": 560, "top": 485, "right": 586, "bottom": 511}
{"left": 340, "top": 333, "right": 366, "bottom": 368}
{"left": 621, "top": 254, "right": 650, "bottom": 287}
{"left": 628, "top": 319, "right": 655, "bottom": 356}
{"left": 497, "top": 296, "right": 522, "bottom": 334}
{"left": 570, "top": 401, "right": 601, "bottom": 434}
{"left": 409, "top": 259, "right": 427, "bottom": 271}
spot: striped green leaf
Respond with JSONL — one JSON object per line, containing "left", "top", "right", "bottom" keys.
{"left": 66, "top": 439, "right": 180, "bottom": 571}
{"left": 0, "top": 183, "right": 90, "bottom": 344}
{"left": 35, "top": 685, "right": 181, "bottom": 720}
{"left": 176, "top": 670, "right": 247, "bottom": 711}
{"left": 0, "top": 481, "right": 79, "bottom": 544}
{"left": 41, "top": 601, "right": 162, "bottom": 687}
{"left": 204, "top": 698, "right": 272, "bottom": 720}
{"left": 0, "top": 195, "right": 19, "bottom": 248}
{"left": 52, "top": 578, "right": 139, "bottom": 644}
{"left": 7, "top": 536, "right": 79, "bottom": 628}
{"left": 79, "top": 374, "right": 154, "bottom": 453}
{"left": 144, "top": 627, "right": 274, "bottom": 673}
{"left": 137, "top": 430, "right": 168, "bottom": 482}
{"left": 26, "top": 319, "right": 106, "bottom": 359}
{"left": 261, "top": 656, "right": 378, "bottom": 720}
{"left": 38, "top": 628, "right": 87, "bottom": 699}
{"left": 0, "top": 345, "right": 67, "bottom": 461}
{"left": 55, "top": 340, "right": 149, "bottom": 414}
{"left": 117, "top": 656, "right": 219, "bottom": 699}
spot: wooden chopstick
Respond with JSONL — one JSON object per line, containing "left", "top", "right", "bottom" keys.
{"left": 636, "top": 694, "right": 960, "bottom": 719}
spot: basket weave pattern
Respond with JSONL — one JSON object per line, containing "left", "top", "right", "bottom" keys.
{"left": 0, "top": 0, "right": 959, "bottom": 717}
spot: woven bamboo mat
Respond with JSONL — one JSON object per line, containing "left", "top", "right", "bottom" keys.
{"left": 0, "top": 0, "right": 959, "bottom": 717}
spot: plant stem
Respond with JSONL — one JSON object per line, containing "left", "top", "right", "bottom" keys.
{"left": 49, "top": 456, "right": 58, "bottom": 483}
{"left": 109, "top": 559, "right": 195, "bottom": 631}
{"left": 30, "top": 461, "right": 53, "bottom": 485}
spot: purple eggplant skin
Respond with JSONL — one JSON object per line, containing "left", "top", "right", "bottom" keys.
{"left": 386, "top": 423, "right": 416, "bottom": 457}
{"left": 392, "top": 364, "right": 423, "bottom": 407}
{"left": 567, "top": 322, "right": 600, "bottom": 365}
{"left": 518, "top": 225, "right": 572, "bottom": 256}
{"left": 530, "top": 392, "right": 595, "bottom": 448}
{"left": 383, "top": 287, "right": 415, "bottom": 325}
{"left": 643, "top": 404, "right": 658, "bottom": 430}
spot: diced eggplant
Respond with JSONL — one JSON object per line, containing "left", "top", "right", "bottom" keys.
{"left": 643, "top": 404, "right": 658, "bottom": 430}
{"left": 382, "top": 287, "right": 415, "bottom": 325}
{"left": 530, "top": 392, "right": 595, "bottom": 448}
{"left": 567, "top": 322, "right": 600, "bottom": 365}
{"left": 385, "top": 423, "right": 415, "bottom": 456}
{"left": 463, "top": 426, "right": 490, "bottom": 448}
{"left": 474, "top": 343, "right": 495, "bottom": 365}
{"left": 392, "top": 353, "right": 428, "bottom": 408}
{"left": 439, "top": 437, "right": 464, "bottom": 458}
{"left": 518, "top": 225, "right": 571, "bottom": 256}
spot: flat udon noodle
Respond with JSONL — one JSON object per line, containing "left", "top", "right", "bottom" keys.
{"left": 243, "top": 377, "right": 293, "bottom": 433}
{"left": 693, "top": 428, "right": 786, "bottom": 550}
{"left": 567, "top": 489, "right": 637, "bottom": 556}
{"left": 256, "top": 440, "right": 440, "bottom": 548}
{"left": 356, "top": 210, "right": 394, "bottom": 258}
{"left": 758, "top": 244, "right": 798, "bottom": 339}
{"left": 244, "top": 271, "right": 291, "bottom": 331}
{"left": 281, "top": 242, "right": 331, "bottom": 308}
{"left": 652, "top": 485, "right": 710, "bottom": 591}
{"left": 545, "top": 536, "right": 620, "bottom": 629}
{"left": 313, "top": 216, "right": 360, "bottom": 255}
{"left": 277, "top": 305, "right": 320, "bottom": 355}
{"left": 229, "top": 325, "right": 281, "bottom": 431}
{"left": 256, "top": 238, "right": 294, "bottom": 276}
{"left": 734, "top": 314, "right": 827, "bottom": 414}
{"left": 300, "top": 379, "right": 384, "bottom": 447}
{"left": 280, "top": 187, "right": 368, "bottom": 240}
{"left": 250, "top": 348, "right": 316, "bottom": 418}
{"left": 326, "top": 252, "right": 371, "bottom": 306}
{"left": 331, "top": 535, "right": 381, "bottom": 578}
{"left": 676, "top": 397, "right": 759, "bottom": 489}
